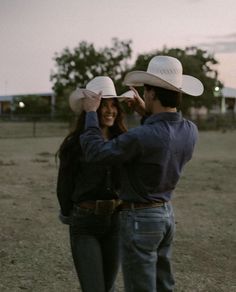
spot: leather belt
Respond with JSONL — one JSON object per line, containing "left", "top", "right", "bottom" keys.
{"left": 78, "top": 199, "right": 121, "bottom": 215}
{"left": 119, "top": 201, "right": 166, "bottom": 210}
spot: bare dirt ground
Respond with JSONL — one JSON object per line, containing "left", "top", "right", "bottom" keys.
{"left": 0, "top": 130, "right": 236, "bottom": 291}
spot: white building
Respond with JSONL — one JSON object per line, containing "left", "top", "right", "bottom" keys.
{"left": 221, "top": 87, "right": 236, "bottom": 113}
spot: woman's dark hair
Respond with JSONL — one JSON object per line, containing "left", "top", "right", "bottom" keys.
{"left": 57, "top": 98, "right": 127, "bottom": 167}
{"left": 144, "top": 84, "right": 182, "bottom": 108}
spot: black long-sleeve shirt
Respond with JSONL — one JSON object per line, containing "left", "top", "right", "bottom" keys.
{"left": 56, "top": 154, "right": 120, "bottom": 216}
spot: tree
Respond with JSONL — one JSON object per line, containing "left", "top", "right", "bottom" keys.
{"left": 50, "top": 38, "right": 132, "bottom": 114}
{"left": 51, "top": 40, "right": 223, "bottom": 116}
{"left": 129, "top": 47, "right": 222, "bottom": 114}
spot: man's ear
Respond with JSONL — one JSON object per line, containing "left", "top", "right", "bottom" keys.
{"left": 150, "top": 89, "right": 156, "bottom": 100}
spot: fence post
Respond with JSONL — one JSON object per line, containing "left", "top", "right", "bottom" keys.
{"left": 32, "top": 117, "right": 39, "bottom": 137}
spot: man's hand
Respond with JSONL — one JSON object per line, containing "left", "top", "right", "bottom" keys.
{"left": 124, "top": 87, "right": 146, "bottom": 116}
{"left": 130, "top": 87, "right": 146, "bottom": 116}
{"left": 82, "top": 91, "right": 102, "bottom": 112}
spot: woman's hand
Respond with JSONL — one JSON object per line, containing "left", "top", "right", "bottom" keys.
{"left": 82, "top": 91, "right": 102, "bottom": 112}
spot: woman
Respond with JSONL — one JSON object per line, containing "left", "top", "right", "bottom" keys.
{"left": 56, "top": 76, "right": 127, "bottom": 292}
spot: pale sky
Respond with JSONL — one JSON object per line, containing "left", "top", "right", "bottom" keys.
{"left": 0, "top": 0, "right": 236, "bottom": 95}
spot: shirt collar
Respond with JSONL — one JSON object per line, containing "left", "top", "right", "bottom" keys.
{"left": 144, "top": 112, "right": 183, "bottom": 125}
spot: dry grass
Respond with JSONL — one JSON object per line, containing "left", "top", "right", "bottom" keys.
{"left": 0, "top": 129, "right": 235, "bottom": 291}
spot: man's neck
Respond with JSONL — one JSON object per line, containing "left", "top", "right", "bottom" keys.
{"left": 152, "top": 102, "right": 177, "bottom": 114}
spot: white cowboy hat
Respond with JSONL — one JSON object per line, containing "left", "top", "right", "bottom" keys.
{"left": 120, "top": 90, "right": 135, "bottom": 98}
{"left": 119, "top": 90, "right": 135, "bottom": 102}
{"left": 123, "top": 56, "right": 204, "bottom": 96}
{"left": 69, "top": 76, "right": 130, "bottom": 113}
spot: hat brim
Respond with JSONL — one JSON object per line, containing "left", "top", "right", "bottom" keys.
{"left": 124, "top": 71, "right": 204, "bottom": 96}
{"left": 69, "top": 88, "right": 130, "bottom": 113}
{"left": 118, "top": 90, "right": 135, "bottom": 102}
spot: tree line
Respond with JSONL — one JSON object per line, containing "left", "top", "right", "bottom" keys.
{"left": 14, "top": 38, "right": 223, "bottom": 116}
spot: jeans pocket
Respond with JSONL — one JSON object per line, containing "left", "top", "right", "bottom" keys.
{"left": 133, "top": 219, "right": 165, "bottom": 251}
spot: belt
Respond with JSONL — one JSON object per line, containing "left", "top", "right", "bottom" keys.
{"left": 78, "top": 199, "right": 121, "bottom": 215}
{"left": 118, "top": 201, "right": 166, "bottom": 210}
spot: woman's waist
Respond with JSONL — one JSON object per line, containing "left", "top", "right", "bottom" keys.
{"left": 74, "top": 199, "right": 121, "bottom": 216}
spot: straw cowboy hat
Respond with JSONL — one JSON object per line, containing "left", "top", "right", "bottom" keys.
{"left": 69, "top": 76, "right": 131, "bottom": 113}
{"left": 119, "top": 90, "right": 135, "bottom": 102}
{"left": 124, "top": 56, "right": 204, "bottom": 96}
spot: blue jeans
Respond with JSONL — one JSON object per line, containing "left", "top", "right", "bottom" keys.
{"left": 120, "top": 203, "right": 175, "bottom": 292}
{"left": 69, "top": 206, "right": 120, "bottom": 292}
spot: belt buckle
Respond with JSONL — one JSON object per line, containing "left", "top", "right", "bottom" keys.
{"left": 95, "top": 200, "right": 115, "bottom": 215}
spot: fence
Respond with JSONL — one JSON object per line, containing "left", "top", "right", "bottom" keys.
{"left": 190, "top": 112, "right": 236, "bottom": 131}
{"left": 0, "top": 114, "right": 73, "bottom": 138}
{"left": 0, "top": 112, "right": 235, "bottom": 138}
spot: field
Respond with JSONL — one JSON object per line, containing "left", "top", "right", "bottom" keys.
{"left": 0, "top": 126, "right": 236, "bottom": 291}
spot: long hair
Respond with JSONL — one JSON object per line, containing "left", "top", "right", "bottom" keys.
{"left": 57, "top": 99, "right": 127, "bottom": 167}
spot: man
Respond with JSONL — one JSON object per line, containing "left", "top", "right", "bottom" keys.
{"left": 80, "top": 56, "right": 204, "bottom": 292}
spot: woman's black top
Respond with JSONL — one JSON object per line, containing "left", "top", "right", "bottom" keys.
{"left": 56, "top": 140, "right": 121, "bottom": 216}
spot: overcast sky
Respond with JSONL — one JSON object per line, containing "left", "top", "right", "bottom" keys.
{"left": 0, "top": 0, "right": 236, "bottom": 95}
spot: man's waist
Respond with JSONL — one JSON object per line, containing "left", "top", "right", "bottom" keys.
{"left": 118, "top": 200, "right": 168, "bottom": 210}
{"left": 75, "top": 199, "right": 168, "bottom": 213}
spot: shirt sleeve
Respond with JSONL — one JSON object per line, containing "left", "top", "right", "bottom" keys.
{"left": 56, "top": 162, "right": 74, "bottom": 216}
{"left": 85, "top": 111, "right": 100, "bottom": 129}
{"left": 80, "top": 111, "right": 142, "bottom": 164}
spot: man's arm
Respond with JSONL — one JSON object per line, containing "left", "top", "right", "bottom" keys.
{"left": 80, "top": 111, "right": 141, "bottom": 164}
{"left": 80, "top": 90, "right": 143, "bottom": 164}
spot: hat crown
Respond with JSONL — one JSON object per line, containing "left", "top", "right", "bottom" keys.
{"left": 123, "top": 55, "right": 203, "bottom": 96}
{"left": 86, "top": 76, "right": 117, "bottom": 96}
{"left": 147, "top": 56, "right": 183, "bottom": 88}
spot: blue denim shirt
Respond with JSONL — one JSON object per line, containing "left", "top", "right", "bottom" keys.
{"left": 80, "top": 111, "right": 198, "bottom": 202}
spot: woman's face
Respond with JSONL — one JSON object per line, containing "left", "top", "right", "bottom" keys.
{"left": 99, "top": 98, "right": 118, "bottom": 128}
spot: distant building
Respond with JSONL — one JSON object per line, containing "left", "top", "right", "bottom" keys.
{"left": 189, "top": 86, "right": 236, "bottom": 119}
{"left": 0, "top": 95, "right": 13, "bottom": 114}
{"left": 221, "top": 87, "right": 236, "bottom": 113}
{"left": 190, "top": 106, "right": 208, "bottom": 120}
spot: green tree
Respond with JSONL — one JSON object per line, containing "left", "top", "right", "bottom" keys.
{"left": 128, "top": 47, "right": 222, "bottom": 114}
{"left": 50, "top": 38, "right": 132, "bottom": 114}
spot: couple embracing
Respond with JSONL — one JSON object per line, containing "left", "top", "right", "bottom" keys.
{"left": 57, "top": 55, "right": 203, "bottom": 292}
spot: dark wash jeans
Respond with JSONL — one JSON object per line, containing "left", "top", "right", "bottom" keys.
{"left": 69, "top": 206, "right": 120, "bottom": 292}
{"left": 120, "top": 203, "right": 175, "bottom": 292}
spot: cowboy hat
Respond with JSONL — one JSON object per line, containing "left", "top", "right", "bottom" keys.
{"left": 69, "top": 76, "right": 130, "bottom": 113}
{"left": 119, "top": 90, "right": 135, "bottom": 102}
{"left": 123, "top": 56, "right": 204, "bottom": 96}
